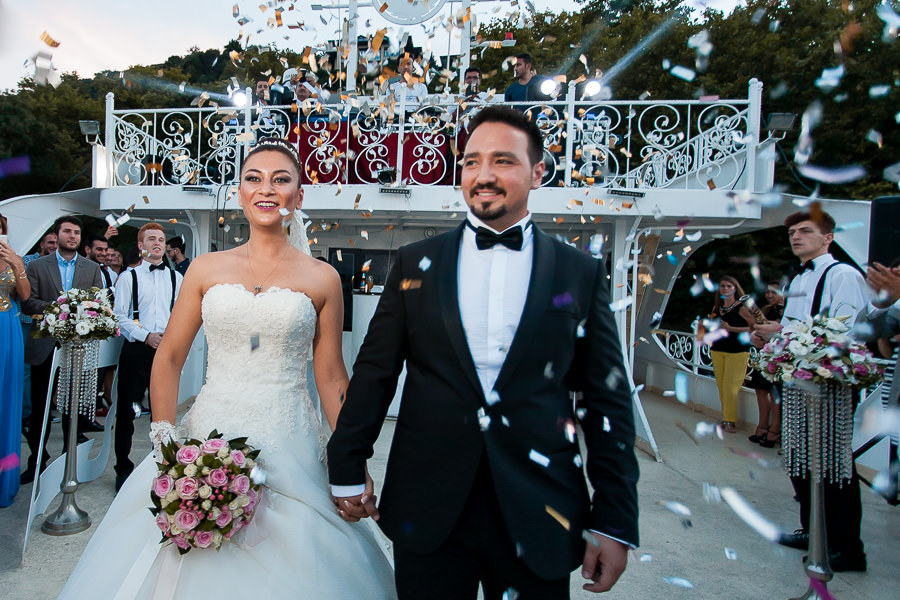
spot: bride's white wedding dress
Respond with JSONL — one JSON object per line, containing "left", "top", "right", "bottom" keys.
{"left": 59, "top": 284, "right": 396, "bottom": 599}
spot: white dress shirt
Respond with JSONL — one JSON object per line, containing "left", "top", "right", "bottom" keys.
{"left": 459, "top": 212, "right": 534, "bottom": 400}
{"left": 113, "top": 260, "right": 183, "bottom": 343}
{"left": 782, "top": 253, "right": 868, "bottom": 326}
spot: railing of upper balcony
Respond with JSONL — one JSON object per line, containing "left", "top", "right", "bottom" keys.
{"left": 104, "top": 79, "right": 761, "bottom": 189}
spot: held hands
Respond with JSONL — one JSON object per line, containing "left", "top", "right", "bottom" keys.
{"left": 581, "top": 532, "right": 628, "bottom": 593}
{"left": 867, "top": 262, "right": 900, "bottom": 307}
{"left": 333, "top": 468, "right": 380, "bottom": 523}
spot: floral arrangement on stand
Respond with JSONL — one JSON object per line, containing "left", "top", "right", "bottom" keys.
{"left": 753, "top": 315, "right": 883, "bottom": 388}
{"left": 150, "top": 430, "right": 264, "bottom": 554}
{"left": 35, "top": 287, "right": 119, "bottom": 341}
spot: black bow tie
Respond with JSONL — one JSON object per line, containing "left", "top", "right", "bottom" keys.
{"left": 792, "top": 260, "right": 815, "bottom": 277}
{"left": 148, "top": 263, "right": 167, "bottom": 272}
{"left": 467, "top": 221, "right": 528, "bottom": 251}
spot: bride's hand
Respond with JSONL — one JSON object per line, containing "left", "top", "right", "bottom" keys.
{"left": 334, "top": 468, "right": 380, "bottom": 522}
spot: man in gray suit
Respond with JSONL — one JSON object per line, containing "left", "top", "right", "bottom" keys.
{"left": 21, "top": 216, "right": 102, "bottom": 484}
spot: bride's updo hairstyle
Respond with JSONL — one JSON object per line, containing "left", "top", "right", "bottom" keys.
{"left": 243, "top": 137, "right": 302, "bottom": 185}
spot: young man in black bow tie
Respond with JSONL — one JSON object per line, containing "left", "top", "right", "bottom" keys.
{"left": 753, "top": 209, "right": 869, "bottom": 571}
{"left": 112, "top": 223, "right": 182, "bottom": 491}
{"left": 328, "top": 106, "right": 639, "bottom": 598}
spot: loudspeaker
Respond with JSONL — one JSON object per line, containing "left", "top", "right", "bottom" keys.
{"left": 868, "top": 196, "right": 900, "bottom": 267}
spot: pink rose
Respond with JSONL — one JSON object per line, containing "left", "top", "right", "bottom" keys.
{"left": 155, "top": 513, "right": 170, "bottom": 533}
{"left": 207, "top": 468, "right": 229, "bottom": 488}
{"left": 173, "top": 535, "right": 190, "bottom": 549}
{"left": 201, "top": 438, "right": 228, "bottom": 454}
{"left": 231, "top": 518, "right": 244, "bottom": 533}
{"left": 766, "top": 363, "right": 776, "bottom": 374}
{"left": 58, "top": 313, "right": 68, "bottom": 321}
{"left": 175, "top": 445, "right": 201, "bottom": 465}
{"left": 215, "top": 507, "right": 233, "bottom": 527}
{"left": 174, "top": 509, "right": 200, "bottom": 531}
{"left": 230, "top": 474, "right": 250, "bottom": 495}
{"left": 194, "top": 530, "right": 214, "bottom": 549}
{"left": 853, "top": 364, "right": 869, "bottom": 375}
{"left": 230, "top": 450, "right": 246, "bottom": 467}
{"left": 246, "top": 488, "right": 259, "bottom": 511}
{"left": 57, "top": 296, "right": 66, "bottom": 303}
{"left": 152, "top": 475, "right": 174, "bottom": 498}
{"left": 795, "top": 369, "right": 813, "bottom": 380}
{"left": 86, "top": 310, "right": 98, "bottom": 317}
{"left": 175, "top": 476, "right": 200, "bottom": 500}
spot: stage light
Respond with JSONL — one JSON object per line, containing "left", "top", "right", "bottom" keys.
{"left": 232, "top": 91, "right": 248, "bottom": 107}
{"left": 540, "top": 79, "right": 560, "bottom": 97}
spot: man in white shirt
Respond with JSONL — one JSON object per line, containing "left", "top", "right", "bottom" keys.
{"left": 389, "top": 56, "right": 428, "bottom": 106}
{"left": 754, "top": 209, "right": 869, "bottom": 572}
{"left": 112, "top": 223, "right": 183, "bottom": 491}
{"left": 328, "top": 106, "right": 638, "bottom": 598}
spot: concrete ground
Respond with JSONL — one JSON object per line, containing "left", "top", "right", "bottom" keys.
{"left": 1, "top": 391, "right": 898, "bottom": 599}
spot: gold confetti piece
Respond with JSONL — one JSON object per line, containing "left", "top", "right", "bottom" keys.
{"left": 372, "top": 28, "right": 387, "bottom": 53}
{"left": 361, "top": 259, "right": 372, "bottom": 272}
{"left": 706, "top": 178, "right": 716, "bottom": 190}
{"left": 168, "top": 218, "right": 178, "bottom": 224}
{"left": 378, "top": 2, "right": 388, "bottom": 13}
{"left": 353, "top": 193, "right": 361, "bottom": 210}
{"left": 553, "top": 217, "right": 564, "bottom": 224}
{"left": 400, "top": 278, "right": 422, "bottom": 291}
{"left": 545, "top": 505, "right": 570, "bottom": 530}
{"left": 336, "top": 249, "right": 343, "bottom": 262}
{"left": 275, "top": 10, "right": 283, "bottom": 26}
{"left": 40, "top": 31, "right": 60, "bottom": 48}
{"left": 653, "top": 288, "right": 670, "bottom": 294}
{"left": 361, "top": 230, "right": 369, "bottom": 240}
{"left": 127, "top": 203, "right": 135, "bottom": 213}
{"left": 218, "top": 216, "right": 225, "bottom": 225}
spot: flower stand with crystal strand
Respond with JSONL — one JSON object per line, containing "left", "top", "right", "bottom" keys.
{"left": 783, "top": 381, "right": 855, "bottom": 600}
{"left": 42, "top": 338, "right": 101, "bottom": 535}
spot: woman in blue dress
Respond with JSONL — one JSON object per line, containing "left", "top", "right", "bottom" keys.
{"left": 0, "top": 212, "right": 31, "bottom": 507}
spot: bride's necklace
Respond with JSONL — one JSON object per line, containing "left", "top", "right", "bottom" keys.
{"left": 246, "top": 243, "right": 289, "bottom": 295}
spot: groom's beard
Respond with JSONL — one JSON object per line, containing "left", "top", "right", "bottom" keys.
{"left": 467, "top": 185, "right": 509, "bottom": 223}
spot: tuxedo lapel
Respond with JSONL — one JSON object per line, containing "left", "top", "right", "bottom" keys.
{"left": 435, "top": 223, "right": 484, "bottom": 401}
{"left": 493, "top": 226, "right": 555, "bottom": 392}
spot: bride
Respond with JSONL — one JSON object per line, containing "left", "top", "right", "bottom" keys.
{"left": 59, "top": 138, "right": 396, "bottom": 598}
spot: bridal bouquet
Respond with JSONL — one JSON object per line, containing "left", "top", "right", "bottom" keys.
{"left": 35, "top": 287, "right": 119, "bottom": 341}
{"left": 150, "top": 430, "right": 264, "bottom": 554}
{"left": 753, "top": 315, "right": 883, "bottom": 388}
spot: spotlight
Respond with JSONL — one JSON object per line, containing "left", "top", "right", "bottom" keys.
{"left": 376, "top": 167, "right": 396, "bottom": 185}
{"left": 539, "top": 78, "right": 560, "bottom": 97}
{"left": 583, "top": 80, "right": 602, "bottom": 98}
{"left": 79, "top": 120, "right": 101, "bottom": 144}
{"left": 232, "top": 91, "right": 248, "bottom": 107}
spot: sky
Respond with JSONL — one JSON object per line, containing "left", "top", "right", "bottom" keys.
{"left": 0, "top": 0, "right": 740, "bottom": 91}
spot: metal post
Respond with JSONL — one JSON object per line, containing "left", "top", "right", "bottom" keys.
{"left": 42, "top": 340, "right": 91, "bottom": 535}
{"left": 789, "top": 387, "right": 833, "bottom": 600}
{"left": 346, "top": 0, "right": 359, "bottom": 93}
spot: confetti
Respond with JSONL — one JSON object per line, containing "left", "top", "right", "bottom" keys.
{"left": 361, "top": 259, "right": 372, "bottom": 273}
{"left": 664, "top": 577, "right": 694, "bottom": 589}
{"left": 477, "top": 407, "right": 491, "bottom": 431}
{"left": 669, "top": 65, "right": 696, "bottom": 82}
{"left": 674, "top": 372, "right": 688, "bottom": 403}
{"left": 719, "top": 486, "right": 780, "bottom": 542}
{"left": 544, "top": 362, "right": 555, "bottom": 379}
{"left": 278, "top": 208, "right": 290, "bottom": 216}
{"left": 249, "top": 465, "right": 267, "bottom": 485}
{"left": 360, "top": 230, "right": 369, "bottom": 240}
{"left": 545, "top": 505, "right": 570, "bottom": 530}
{"left": 529, "top": 449, "right": 550, "bottom": 467}
{"left": 609, "top": 296, "right": 633, "bottom": 312}
{"left": 250, "top": 334, "right": 260, "bottom": 351}
{"left": 418, "top": 257, "right": 432, "bottom": 271}
{"left": 487, "top": 390, "right": 500, "bottom": 406}
{"left": 552, "top": 292, "right": 573, "bottom": 308}
{"left": 797, "top": 163, "right": 866, "bottom": 184}
{"left": 869, "top": 84, "right": 891, "bottom": 98}
{"left": 399, "top": 279, "right": 421, "bottom": 291}
{"left": 602, "top": 416, "right": 611, "bottom": 432}
{"left": 638, "top": 553, "right": 653, "bottom": 563}
{"left": 502, "top": 588, "right": 520, "bottom": 600}
{"left": 649, "top": 311, "right": 663, "bottom": 329}
{"left": 576, "top": 319, "right": 586, "bottom": 338}
{"left": 40, "top": 31, "right": 61, "bottom": 48}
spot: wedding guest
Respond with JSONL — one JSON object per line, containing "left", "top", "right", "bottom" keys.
{"left": 389, "top": 56, "right": 428, "bottom": 106}
{"left": 112, "top": 223, "right": 183, "bottom": 491}
{"left": 21, "top": 216, "right": 102, "bottom": 484}
{"left": 0, "top": 213, "right": 31, "bottom": 506}
{"left": 18, "top": 230, "right": 56, "bottom": 433}
{"left": 708, "top": 275, "right": 754, "bottom": 433}
{"left": 165, "top": 236, "right": 190, "bottom": 276}
{"left": 753, "top": 209, "right": 870, "bottom": 572}
{"left": 106, "top": 248, "right": 124, "bottom": 276}
{"left": 746, "top": 283, "right": 785, "bottom": 447}
{"left": 255, "top": 80, "right": 271, "bottom": 105}
{"left": 329, "top": 106, "right": 638, "bottom": 598}
{"left": 83, "top": 233, "right": 117, "bottom": 291}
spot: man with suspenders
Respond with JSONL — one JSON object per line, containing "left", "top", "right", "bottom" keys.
{"left": 112, "top": 223, "right": 182, "bottom": 491}
{"left": 753, "top": 209, "right": 870, "bottom": 572}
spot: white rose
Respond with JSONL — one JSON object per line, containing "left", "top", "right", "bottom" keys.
{"left": 816, "top": 367, "right": 832, "bottom": 378}
{"left": 75, "top": 322, "right": 90, "bottom": 336}
{"left": 788, "top": 340, "right": 809, "bottom": 356}
{"left": 45, "top": 314, "right": 56, "bottom": 325}
{"left": 783, "top": 371, "right": 794, "bottom": 381}
{"left": 223, "top": 456, "right": 233, "bottom": 466}
{"left": 827, "top": 318, "right": 847, "bottom": 332}
{"left": 184, "top": 464, "right": 198, "bottom": 477}
{"left": 232, "top": 507, "right": 243, "bottom": 517}
{"left": 217, "top": 448, "right": 229, "bottom": 459}
{"left": 170, "top": 524, "right": 182, "bottom": 535}
{"left": 212, "top": 531, "right": 223, "bottom": 546}
{"left": 201, "top": 499, "right": 212, "bottom": 511}
{"left": 782, "top": 363, "right": 795, "bottom": 373}
{"left": 229, "top": 499, "right": 240, "bottom": 510}
{"left": 165, "top": 490, "right": 178, "bottom": 504}
{"left": 238, "top": 495, "right": 250, "bottom": 507}
{"left": 198, "top": 484, "right": 212, "bottom": 499}
{"left": 211, "top": 507, "right": 221, "bottom": 520}
{"left": 160, "top": 496, "right": 170, "bottom": 508}
{"left": 59, "top": 304, "right": 70, "bottom": 313}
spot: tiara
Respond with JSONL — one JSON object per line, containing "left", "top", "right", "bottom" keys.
{"left": 247, "top": 137, "right": 301, "bottom": 168}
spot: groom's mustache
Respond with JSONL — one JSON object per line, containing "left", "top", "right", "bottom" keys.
{"left": 468, "top": 185, "right": 505, "bottom": 197}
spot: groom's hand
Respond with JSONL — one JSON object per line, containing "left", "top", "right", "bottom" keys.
{"left": 333, "top": 472, "right": 380, "bottom": 522}
{"left": 581, "top": 532, "right": 628, "bottom": 593}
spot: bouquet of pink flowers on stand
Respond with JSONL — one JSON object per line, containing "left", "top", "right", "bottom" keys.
{"left": 149, "top": 430, "right": 264, "bottom": 554}
{"left": 753, "top": 314, "right": 883, "bottom": 388}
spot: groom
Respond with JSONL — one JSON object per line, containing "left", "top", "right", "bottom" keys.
{"left": 328, "top": 106, "right": 639, "bottom": 598}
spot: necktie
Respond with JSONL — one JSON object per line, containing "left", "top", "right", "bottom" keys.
{"left": 467, "top": 221, "right": 527, "bottom": 251}
{"left": 149, "top": 263, "right": 167, "bottom": 272}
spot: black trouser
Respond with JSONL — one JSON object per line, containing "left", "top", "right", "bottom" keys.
{"left": 114, "top": 341, "right": 156, "bottom": 481}
{"left": 393, "top": 457, "right": 570, "bottom": 600}
{"left": 790, "top": 468, "right": 864, "bottom": 556}
{"left": 26, "top": 353, "right": 82, "bottom": 474}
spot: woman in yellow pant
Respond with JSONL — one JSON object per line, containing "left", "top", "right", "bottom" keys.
{"left": 708, "top": 276, "right": 754, "bottom": 433}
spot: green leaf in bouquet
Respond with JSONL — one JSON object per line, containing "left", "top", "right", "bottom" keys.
{"left": 198, "top": 520, "right": 216, "bottom": 532}
{"left": 208, "top": 429, "right": 222, "bottom": 439}
{"left": 165, "top": 502, "right": 179, "bottom": 516}
{"left": 176, "top": 544, "right": 190, "bottom": 555}
{"left": 229, "top": 437, "right": 249, "bottom": 447}
{"left": 246, "top": 449, "right": 261, "bottom": 460}
{"left": 201, "top": 455, "right": 217, "bottom": 467}
{"left": 161, "top": 443, "right": 177, "bottom": 466}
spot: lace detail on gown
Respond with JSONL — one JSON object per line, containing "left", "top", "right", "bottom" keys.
{"left": 179, "top": 284, "right": 325, "bottom": 455}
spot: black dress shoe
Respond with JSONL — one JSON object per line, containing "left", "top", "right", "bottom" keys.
{"left": 20, "top": 469, "right": 35, "bottom": 484}
{"left": 778, "top": 529, "right": 809, "bottom": 550}
{"left": 83, "top": 420, "right": 105, "bottom": 432}
{"left": 77, "top": 433, "right": 89, "bottom": 444}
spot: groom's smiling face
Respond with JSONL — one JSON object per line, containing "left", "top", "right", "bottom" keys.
{"left": 461, "top": 120, "right": 544, "bottom": 232}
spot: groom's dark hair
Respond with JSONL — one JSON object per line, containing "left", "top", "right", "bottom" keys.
{"left": 467, "top": 106, "right": 544, "bottom": 167}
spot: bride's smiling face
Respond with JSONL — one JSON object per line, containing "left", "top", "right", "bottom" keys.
{"left": 238, "top": 150, "right": 303, "bottom": 227}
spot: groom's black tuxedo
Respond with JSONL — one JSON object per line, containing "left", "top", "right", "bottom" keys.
{"left": 328, "top": 222, "right": 639, "bottom": 581}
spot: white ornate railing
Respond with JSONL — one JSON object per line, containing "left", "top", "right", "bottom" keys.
{"left": 652, "top": 328, "right": 761, "bottom": 375}
{"left": 103, "top": 79, "right": 761, "bottom": 189}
